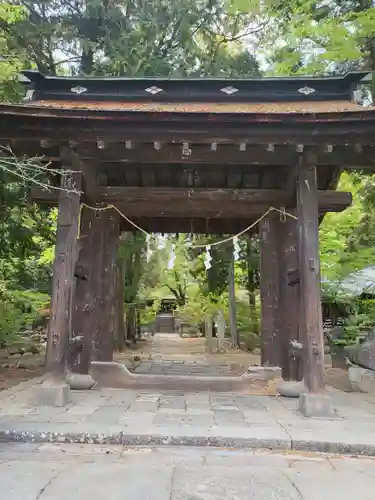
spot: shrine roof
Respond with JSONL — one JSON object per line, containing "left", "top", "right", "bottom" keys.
{"left": 22, "top": 70, "right": 370, "bottom": 106}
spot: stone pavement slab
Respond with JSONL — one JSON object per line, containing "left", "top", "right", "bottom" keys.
{"left": 2, "top": 444, "right": 375, "bottom": 499}
{"left": 172, "top": 466, "right": 301, "bottom": 500}
{"left": 134, "top": 359, "right": 233, "bottom": 377}
{"left": 2, "top": 381, "right": 375, "bottom": 455}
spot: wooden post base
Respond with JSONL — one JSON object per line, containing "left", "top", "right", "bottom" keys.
{"left": 35, "top": 380, "right": 71, "bottom": 407}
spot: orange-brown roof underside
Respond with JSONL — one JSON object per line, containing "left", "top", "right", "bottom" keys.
{"left": 35, "top": 100, "right": 371, "bottom": 114}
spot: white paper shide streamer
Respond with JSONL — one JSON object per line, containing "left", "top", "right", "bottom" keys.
{"left": 204, "top": 245, "right": 212, "bottom": 270}
{"left": 146, "top": 234, "right": 153, "bottom": 263}
{"left": 168, "top": 244, "right": 176, "bottom": 270}
{"left": 233, "top": 236, "right": 240, "bottom": 261}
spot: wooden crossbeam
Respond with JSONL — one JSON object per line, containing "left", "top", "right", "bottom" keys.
{"left": 4, "top": 140, "right": 375, "bottom": 169}
{"left": 31, "top": 186, "right": 352, "bottom": 215}
{"left": 2, "top": 113, "right": 375, "bottom": 146}
{"left": 119, "top": 217, "right": 259, "bottom": 235}
{"left": 77, "top": 144, "right": 375, "bottom": 168}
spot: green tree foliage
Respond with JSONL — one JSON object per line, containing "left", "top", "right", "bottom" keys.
{"left": 0, "top": 5, "right": 56, "bottom": 343}
{"left": 319, "top": 172, "right": 369, "bottom": 280}
{"left": 4, "top": 0, "right": 261, "bottom": 77}
{"left": 0, "top": 3, "right": 25, "bottom": 101}
{"left": 259, "top": 0, "right": 375, "bottom": 75}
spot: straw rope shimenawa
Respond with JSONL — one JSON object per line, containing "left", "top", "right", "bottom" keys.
{"left": 77, "top": 203, "right": 297, "bottom": 249}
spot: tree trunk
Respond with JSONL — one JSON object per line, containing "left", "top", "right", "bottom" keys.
{"left": 126, "top": 305, "right": 136, "bottom": 343}
{"left": 136, "top": 309, "right": 141, "bottom": 340}
{"left": 228, "top": 252, "right": 239, "bottom": 348}
{"left": 122, "top": 232, "right": 145, "bottom": 343}
{"left": 81, "top": 48, "right": 94, "bottom": 75}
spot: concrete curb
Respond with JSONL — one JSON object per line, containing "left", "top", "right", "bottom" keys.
{"left": 291, "top": 438, "right": 375, "bottom": 457}
{"left": 1, "top": 428, "right": 374, "bottom": 457}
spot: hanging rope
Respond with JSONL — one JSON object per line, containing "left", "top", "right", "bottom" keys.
{"left": 77, "top": 202, "right": 297, "bottom": 248}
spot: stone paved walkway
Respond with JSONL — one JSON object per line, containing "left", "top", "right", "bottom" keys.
{"left": 0, "top": 444, "right": 375, "bottom": 500}
{"left": 2, "top": 443, "right": 375, "bottom": 499}
{"left": 149, "top": 333, "right": 207, "bottom": 359}
{"left": 133, "top": 333, "right": 252, "bottom": 376}
{"left": 133, "top": 359, "right": 234, "bottom": 376}
{"left": 1, "top": 379, "right": 375, "bottom": 455}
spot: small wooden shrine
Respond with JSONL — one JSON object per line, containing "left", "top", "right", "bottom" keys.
{"left": 1, "top": 70, "right": 375, "bottom": 410}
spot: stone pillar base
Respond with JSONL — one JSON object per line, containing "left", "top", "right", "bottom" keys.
{"left": 66, "top": 373, "right": 97, "bottom": 390}
{"left": 348, "top": 366, "right": 375, "bottom": 393}
{"left": 35, "top": 380, "right": 71, "bottom": 407}
{"left": 299, "top": 392, "right": 334, "bottom": 418}
{"left": 277, "top": 380, "right": 306, "bottom": 398}
{"left": 205, "top": 338, "right": 218, "bottom": 354}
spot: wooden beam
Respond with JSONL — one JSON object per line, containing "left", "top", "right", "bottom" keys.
{"left": 80, "top": 144, "right": 375, "bottom": 168}
{"left": 279, "top": 211, "right": 302, "bottom": 381}
{"left": 297, "top": 150, "right": 325, "bottom": 393}
{"left": 45, "top": 152, "right": 81, "bottom": 378}
{"left": 283, "top": 164, "right": 297, "bottom": 201}
{"left": 120, "top": 217, "right": 259, "bottom": 235}
{"left": 31, "top": 186, "right": 353, "bottom": 213}
{"left": 7, "top": 141, "right": 375, "bottom": 168}
{"left": 70, "top": 151, "right": 100, "bottom": 199}
{"left": 287, "top": 268, "right": 300, "bottom": 286}
{"left": 70, "top": 207, "right": 120, "bottom": 371}
{"left": 2, "top": 114, "right": 375, "bottom": 146}
{"left": 70, "top": 207, "right": 100, "bottom": 374}
{"left": 259, "top": 212, "right": 282, "bottom": 366}
{"left": 77, "top": 143, "right": 297, "bottom": 165}
{"left": 94, "top": 209, "right": 120, "bottom": 361}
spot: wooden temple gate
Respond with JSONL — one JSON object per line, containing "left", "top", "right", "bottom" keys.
{"left": 1, "top": 71, "right": 375, "bottom": 414}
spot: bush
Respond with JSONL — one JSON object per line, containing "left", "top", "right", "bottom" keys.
{"left": 0, "top": 301, "right": 23, "bottom": 346}
{"left": 10, "top": 290, "right": 49, "bottom": 328}
{"left": 240, "top": 331, "right": 260, "bottom": 351}
{"left": 235, "top": 300, "right": 259, "bottom": 335}
{"left": 0, "top": 283, "right": 49, "bottom": 346}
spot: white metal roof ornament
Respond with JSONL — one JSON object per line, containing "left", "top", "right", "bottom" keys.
{"left": 22, "top": 89, "right": 35, "bottom": 102}
{"left": 220, "top": 86, "right": 239, "bottom": 95}
{"left": 71, "top": 85, "right": 88, "bottom": 94}
{"left": 145, "top": 86, "right": 163, "bottom": 95}
{"left": 298, "top": 85, "right": 316, "bottom": 95}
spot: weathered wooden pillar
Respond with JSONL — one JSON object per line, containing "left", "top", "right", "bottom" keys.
{"left": 45, "top": 167, "right": 81, "bottom": 380}
{"left": 94, "top": 209, "right": 120, "bottom": 361}
{"left": 71, "top": 207, "right": 119, "bottom": 371}
{"left": 259, "top": 212, "right": 281, "bottom": 366}
{"left": 70, "top": 207, "right": 100, "bottom": 374}
{"left": 297, "top": 151, "right": 332, "bottom": 416}
{"left": 279, "top": 210, "right": 302, "bottom": 381}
